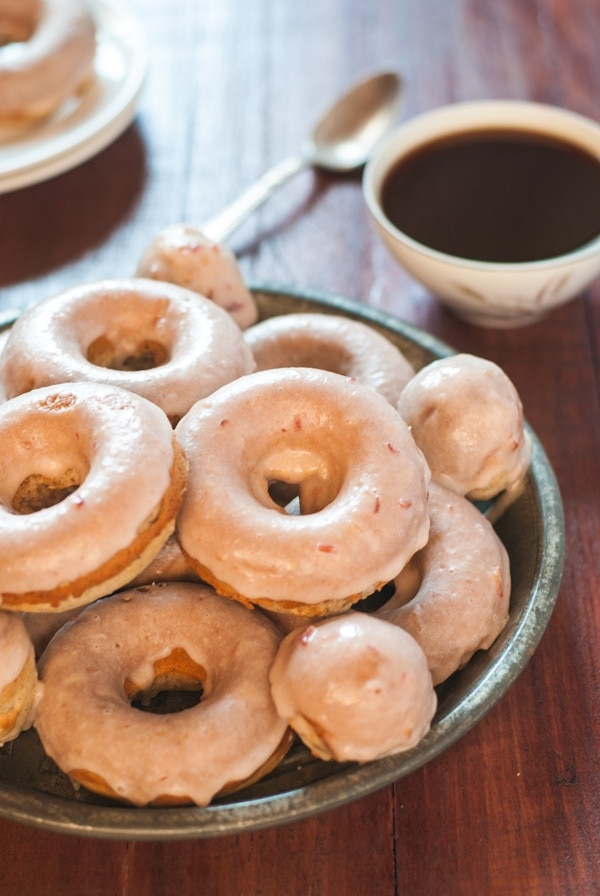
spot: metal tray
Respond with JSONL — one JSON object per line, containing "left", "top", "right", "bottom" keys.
{"left": 0, "top": 285, "right": 565, "bottom": 839}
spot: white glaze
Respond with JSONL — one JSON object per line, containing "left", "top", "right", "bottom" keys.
{"left": 136, "top": 224, "right": 258, "bottom": 329}
{"left": 175, "top": 367, "right": 431, "bottom": 607}
{"left": 35, "top": 582, "right": 289, "bottom": 807}
{"left": 269, "top": 611, "right": 436, "bottom": 762}
{"left": 378, "top": 482, "right": 511, "bottom": 684}
{"left": 0, "top": 382, "right": 176, "bottom": 600}
{"left": 397, "top": 353, "right": 532, "bottom": 501}
{"left": 0, "top": 0, "right": 96, "bottom": 119}
{"left": 245, "top": 312, "right": 415, "bottom": 405}
{"left": 0, "top": 278, "right": 255, "bottom": 422}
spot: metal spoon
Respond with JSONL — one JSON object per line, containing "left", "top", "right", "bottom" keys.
{"left": 202, "top": 71, "right": 403, "bottom": 243}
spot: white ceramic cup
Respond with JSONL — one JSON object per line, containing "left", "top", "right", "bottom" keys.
{"left": 363, "top": 100, "right": 600, "bottom": 327}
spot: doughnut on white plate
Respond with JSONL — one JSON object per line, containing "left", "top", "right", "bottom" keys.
{"left": 0, "top": 0, "right": 147, "bottom": 194}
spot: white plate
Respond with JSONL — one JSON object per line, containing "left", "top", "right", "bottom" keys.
{"left": 0, "top": 0, "right": 147, "bottom": 194}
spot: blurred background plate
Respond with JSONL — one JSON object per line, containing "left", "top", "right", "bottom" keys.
{"left": 0, "top": 0, "right": 147, "bottom": 194}
{"left": 0, "top": 285, "right": 565, "bottom": 840}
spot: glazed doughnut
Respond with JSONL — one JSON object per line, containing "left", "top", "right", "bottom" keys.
{"left": 0, "top": 0, "right": 96, "bottom": 120}
{"left": 137, "top": 224, "right": 258, "bottom": 329}
{"left": 0, "top": 381, "right": 187, "bottom": 613}
{"left": 245, "top": 312, "right": 415, "bottom": 405}
{"left": 377, "top": 482, "right": 511, "bottom": 685}
{"left": 269, "top": 612, "right": 436, "bottom": 762}
{"left": 0, "top": 611, "right": 38, "bottom": 745}
{"left": 175, "top": 367, "right": 431, "bottom": 616}
{"left": 0, "top": 278, "right": 255, "bottom": 425}
{"left": 397, "top": 353, "right": 531, "bottom": 510}
{"left": 34, "top": 582, "right": 293, "bottom": 806}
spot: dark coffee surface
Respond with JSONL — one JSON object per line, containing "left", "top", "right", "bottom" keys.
{"left": 381, "top": 129, "right": 600, "bottom": 261}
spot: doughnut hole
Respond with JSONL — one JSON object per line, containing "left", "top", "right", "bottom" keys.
{"left": 12, "top": 468, "right": 82, "bottom": 514}
{"left": 124, "top": 647, "right": 206, "bottom": 715}
{"left": 352, "top": 580, "right": 397, "bottom": 613}
{"left": 269, "top": 613, "right": 437, "bottom": 762}
{"left": 256, "top": 447, "right": 344, "bottom": 515}
{"left": 0, "top": 408, "right": 91, "bottom": 516}
{"left": 87, "top": 335, "right": 169, "bottom": 371}
{"left": 267, "top": 480, "right": 301, "bottom": 511}
{"left": 74, "top": 293, "right": 175, "bottom": 375}
{"left": 378, "top": 555, "right": 423, "bottom": 611}
{"left": 254, "top": 338, "right": 353, "bottom": 376}
{"left": 0, "top": 13, "right": 35, "bottom": 44}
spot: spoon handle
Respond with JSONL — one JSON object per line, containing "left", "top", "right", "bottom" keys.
{"left": 201, "top": 154, "right": 308, "bottom": 243}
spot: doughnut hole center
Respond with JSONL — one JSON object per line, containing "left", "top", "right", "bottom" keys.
{"left": 352, "top": 581, "right": 397, "bottom": 613}
{"left": 0, "top": 17, "right": 35, "bottom": 44}
{"left": 12, "top": 467, "right": 83, "bottom": 514}
{"left": 259, "top": 447, "right": 344, "bottom": 515}
{"left": 87, "top": 335, "right": 169, "bottom": 371}
{"left": 256, "top": 340, "right": 353, "bottom": 376}
{"left": 124, "top": 647, "right": 205, "bottom": 715}
{"left": 268, "top": 480, "right": 301, "bottom": 513}
{"left": 360, "top": 555, "right": 423, "bottom": 615}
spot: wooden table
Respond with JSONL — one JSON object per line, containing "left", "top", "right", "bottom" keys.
{"left": 1, "top": 0, "right": 599, "bottom": 893}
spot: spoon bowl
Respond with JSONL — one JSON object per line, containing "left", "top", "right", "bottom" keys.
{"left": 302, "top": 72, "right": 404, "bottom": 171}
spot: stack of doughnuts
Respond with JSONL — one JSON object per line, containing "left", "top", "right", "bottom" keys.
{"left": 0, "top": 267, "right": 531, "bottom": 807}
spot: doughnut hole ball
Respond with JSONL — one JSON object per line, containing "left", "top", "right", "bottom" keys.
{"left": 269, "top": 611, "right": 437, "bottom": 763}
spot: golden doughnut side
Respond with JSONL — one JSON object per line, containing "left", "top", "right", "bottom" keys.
{"left": 178, "top": 544, "right": 387, "bottom": 617}
{"left": 0, "top": 649, "right": 37, "bottom": 744}
{"left": 0, "top": 439, "right": 188, "bottom": 613}
{"left": 68, "top": 729, "right": 296, "bottom": 807}
{"left": 216, "top": 728, "right": 295, "bottom": 797}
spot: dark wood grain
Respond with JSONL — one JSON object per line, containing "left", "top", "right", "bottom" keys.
{"left": 1, "top": 0, "right": 600, "bottom": 893}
